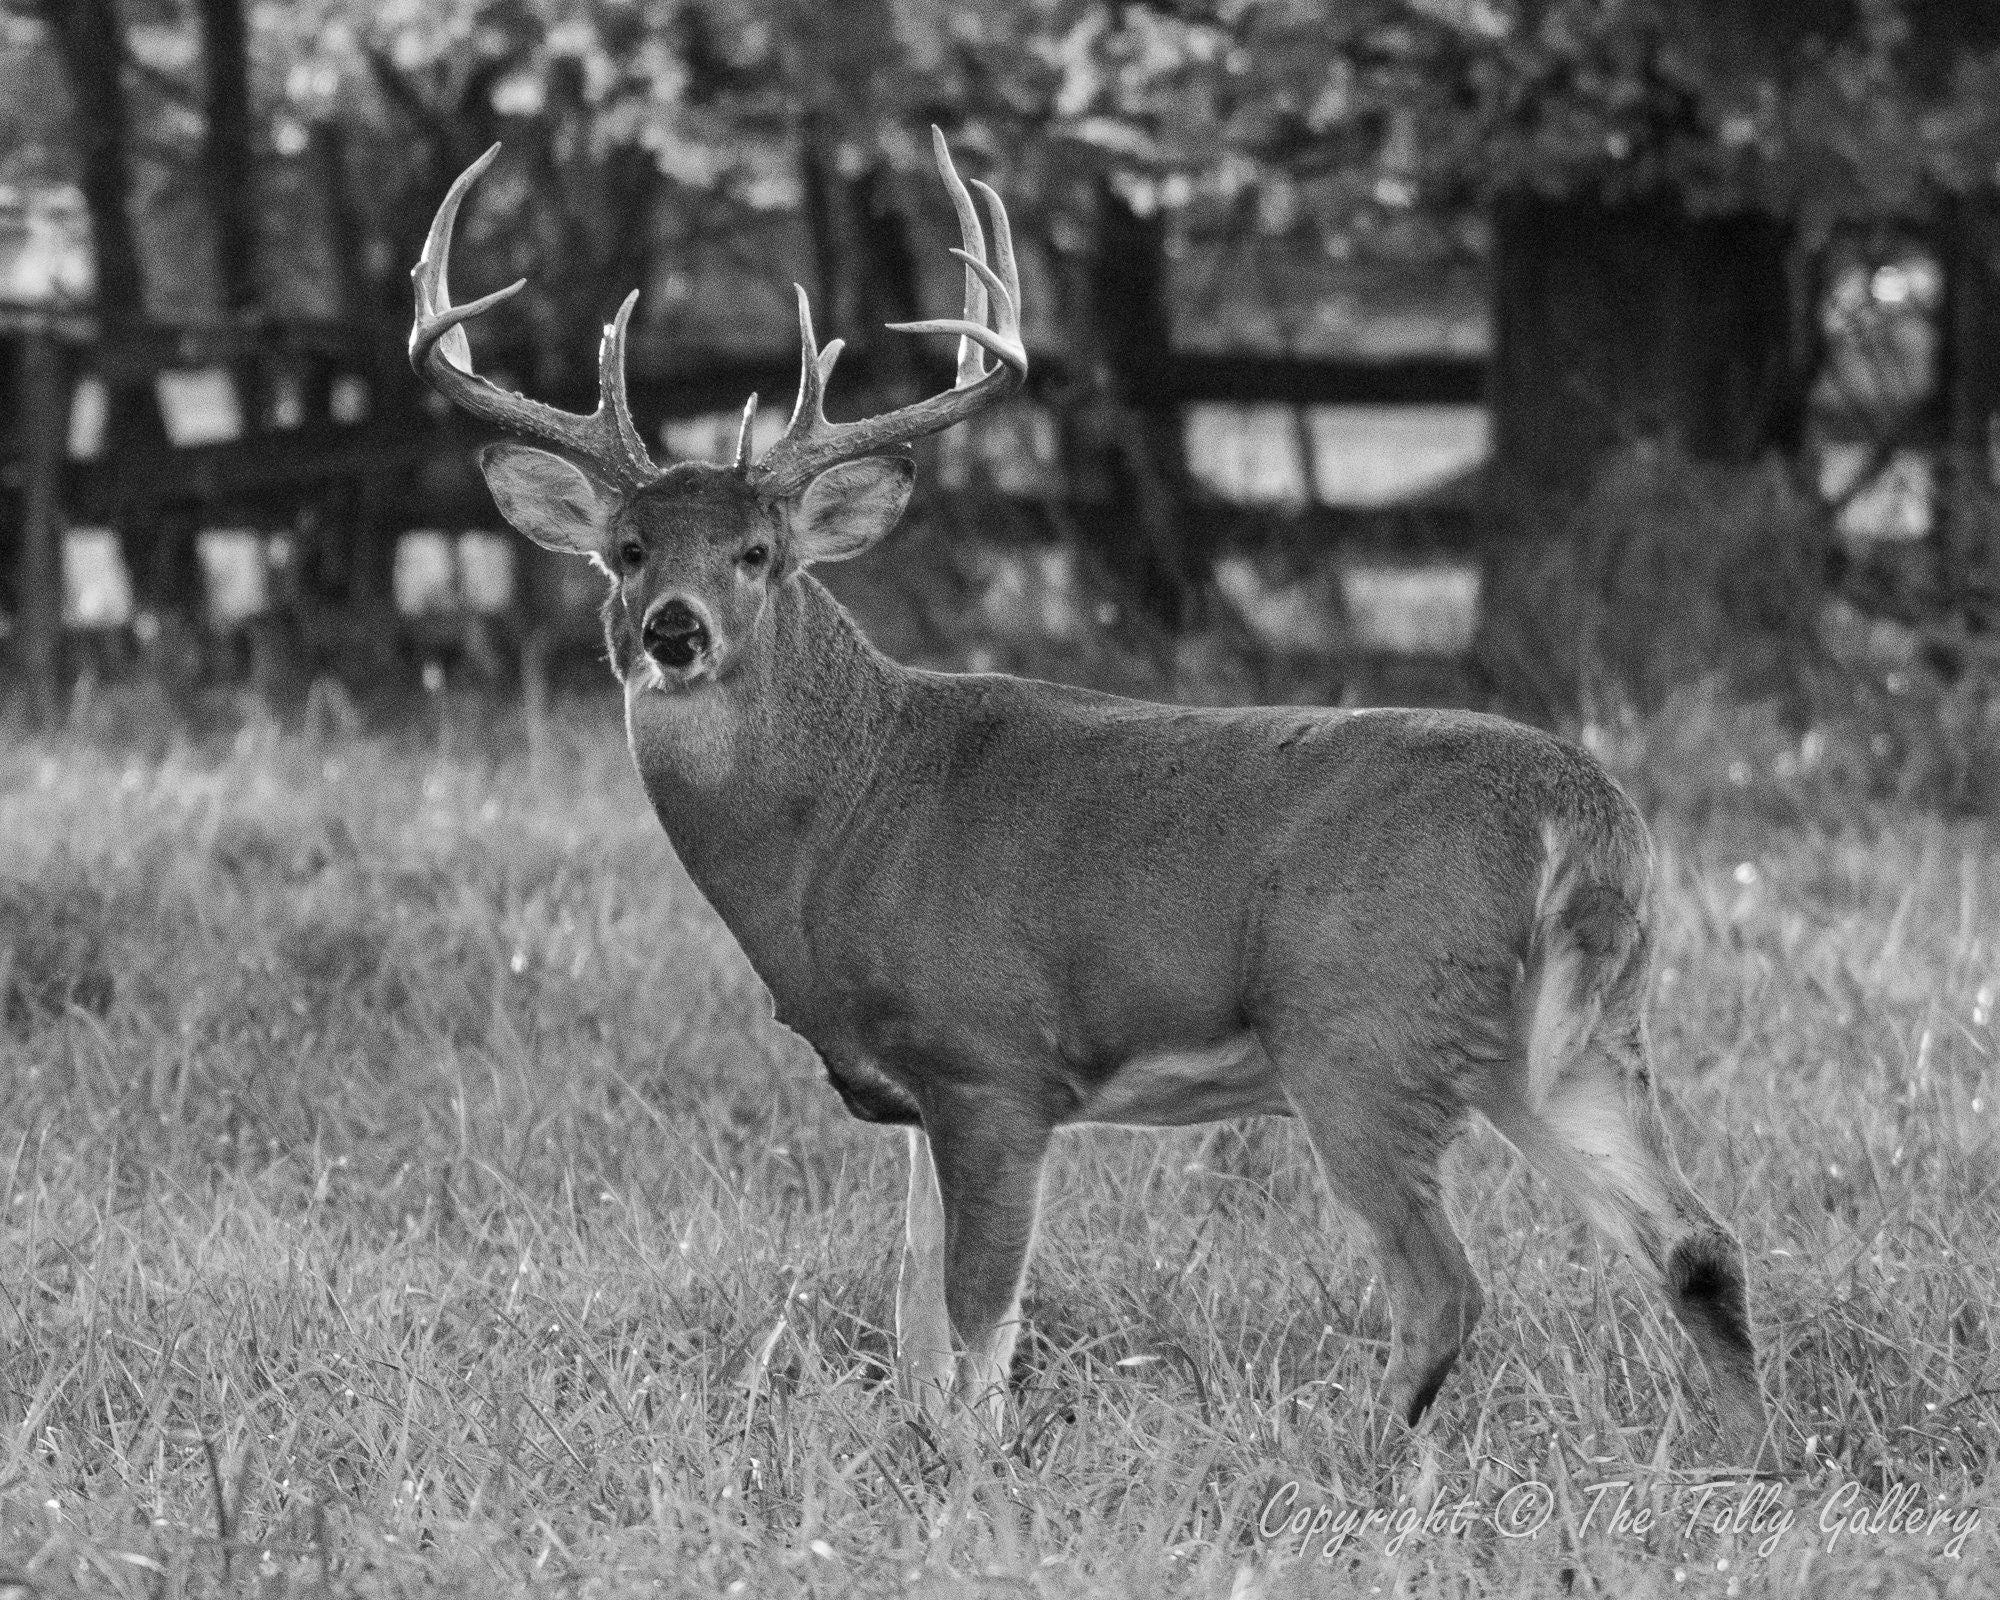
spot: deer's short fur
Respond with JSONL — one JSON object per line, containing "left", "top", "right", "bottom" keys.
{"left": 411, "top": 134, "right": 1771, "bottom": 1464}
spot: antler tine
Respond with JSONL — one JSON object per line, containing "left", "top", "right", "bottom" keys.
{"left": 409, "top": 144, "right": 662, "bottom": 494}
{"left": 931, "top": 128, "right": 989, "bottom": 387}
{"left": 972, "top": 177, "right": 1022, "bottom": 338}
{"left": 749, "top": 127, "right": 1027, "bottom": 500}
{"left": 410, "top": 145, "right": 522, "bottom": 375}
{"left": 785, "top": 286, "right": 849, "bottom": 433}
{"left": 733, "top": 393, "right": 760, "bottom": 474}
{"left": 893, "top": 177, "right": 1024, "bottom": 364}
{"left": 601, "top": 290, "right": 653, "bottom": 472}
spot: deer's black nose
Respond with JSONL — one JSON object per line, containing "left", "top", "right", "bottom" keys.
{"left": 643, "top": 598, "right": 710, "bottom": 669}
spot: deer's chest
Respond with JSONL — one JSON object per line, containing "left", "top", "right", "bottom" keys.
{"left": 768, "top": 983, "right": 936, "bottom": 1128}
{"left": 812, "top": 1045, "right": 924, "bottom": 1125}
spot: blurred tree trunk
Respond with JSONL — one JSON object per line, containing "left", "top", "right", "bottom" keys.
{"left": 1488, "top": 190, "right": 1810, "bottom": 519}
{"left": 797, "top": 121, "right": 922, "bottom": 410}
{"left": 307, "top": 119, "right": 401, "bottom": 612}
{"left": 847, "top": 164, "right": 923, "bottom": 401}
{"left": 781, "top": 0, "right": 922, "bottom": 410}
{"left": 1063, "top": 177, "right": 1201, "bottom": 631}
{"left": 1937, "top": 188, "right": 2000, "bottom": 601}
{"left": 306, "top": 120, "right": 363, "bottom": 427}
{"left": 15, "top": 330, "right": 68, "bottom": 723}
{"left": 799, "top": 117, "right": 845, "bottom": 335}
{"left": 43, "top": 0, "right": 197, "bottom": 616}
{"left": 197, "top": 0, "right": 264, "bottom": 423}
{"left": 517, "top": 60, "right": 658, "bottom": 405}
{"left": 342, "top": 51, "right": 508, "bottom": 613}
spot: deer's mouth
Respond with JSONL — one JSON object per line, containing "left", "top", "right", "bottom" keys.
{"left": 631, "top": 644, "right": 723, "bottom": 695}
{"left": 634, "top": 659, "right": 710, "bottom": 694}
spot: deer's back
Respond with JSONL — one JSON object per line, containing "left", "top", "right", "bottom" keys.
{"left": 867, "top": 673, "right": 1638, "bottom": 887}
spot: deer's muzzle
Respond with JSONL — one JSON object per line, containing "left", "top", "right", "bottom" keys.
{"left": 642, "top": 597, "right": 712, "bottom": 671}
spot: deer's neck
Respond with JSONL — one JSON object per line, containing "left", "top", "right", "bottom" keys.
{"left": 623, "top": 573, "right": 907, "bottom": 947}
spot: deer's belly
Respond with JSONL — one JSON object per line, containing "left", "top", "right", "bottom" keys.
{"left": 1067, "top": 1032, "right": 1288, "bottom": 1127}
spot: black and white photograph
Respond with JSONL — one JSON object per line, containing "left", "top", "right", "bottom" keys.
{"left": 1, "top": 1, "right": 1996, "bottom": 1594}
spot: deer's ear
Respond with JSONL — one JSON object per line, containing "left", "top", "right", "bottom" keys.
{"left": 479, "top": 443, "right": 618, "bottom": 555}
{"left": 788, "top": 457, "right": 915, "bottom": 567}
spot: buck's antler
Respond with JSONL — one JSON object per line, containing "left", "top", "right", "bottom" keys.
{"left": 746, "top": 127, "right": 1027, "bottom": 500}
{"left": 409, "top": 144, "right": 662, "bottom": 495}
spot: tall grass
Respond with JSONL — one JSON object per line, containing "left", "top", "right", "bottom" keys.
{"left": 2, "top": 691, "right": 1994, "bottom": 1598}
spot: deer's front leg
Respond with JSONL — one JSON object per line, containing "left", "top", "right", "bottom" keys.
{"left": 924, "top": 1095, "right": 1052, "bottom": 1432}
{"left": 895, "top": 1126, "right": 953, "bottom": 1418}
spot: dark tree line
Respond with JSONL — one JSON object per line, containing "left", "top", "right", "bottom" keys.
{"left": 16, "top": 0, "right": 2000, "bottom": 638}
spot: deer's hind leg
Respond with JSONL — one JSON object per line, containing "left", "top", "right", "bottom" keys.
{"left": 1481, "top": 889, "right": 1770, "bottom": 1463}
{"left": 1261, "top": 1009, "right": 1487, "bottom": 1430}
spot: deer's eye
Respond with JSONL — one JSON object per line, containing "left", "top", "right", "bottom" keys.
{"left": 740, "top": 543, "right": 770, "bottom": 573}
{"left": 618, "top": 539, "right": 646, "bottom": 572}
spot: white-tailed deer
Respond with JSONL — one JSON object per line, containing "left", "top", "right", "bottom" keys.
{"left": 411, "top": 132, "right": 1770, "bottom": 1461}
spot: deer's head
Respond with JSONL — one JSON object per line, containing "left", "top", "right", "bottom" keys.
{"left": 408, "top": 133, "right": 1025, "bottom": 694}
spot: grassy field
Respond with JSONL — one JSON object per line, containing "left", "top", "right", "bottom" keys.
{"left": 0, "top": 674, "right": 1996, "bottom": 1599}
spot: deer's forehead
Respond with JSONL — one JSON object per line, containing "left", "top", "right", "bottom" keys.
{"left": 619, "top": 467, "right": 773, "bottom": 543}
